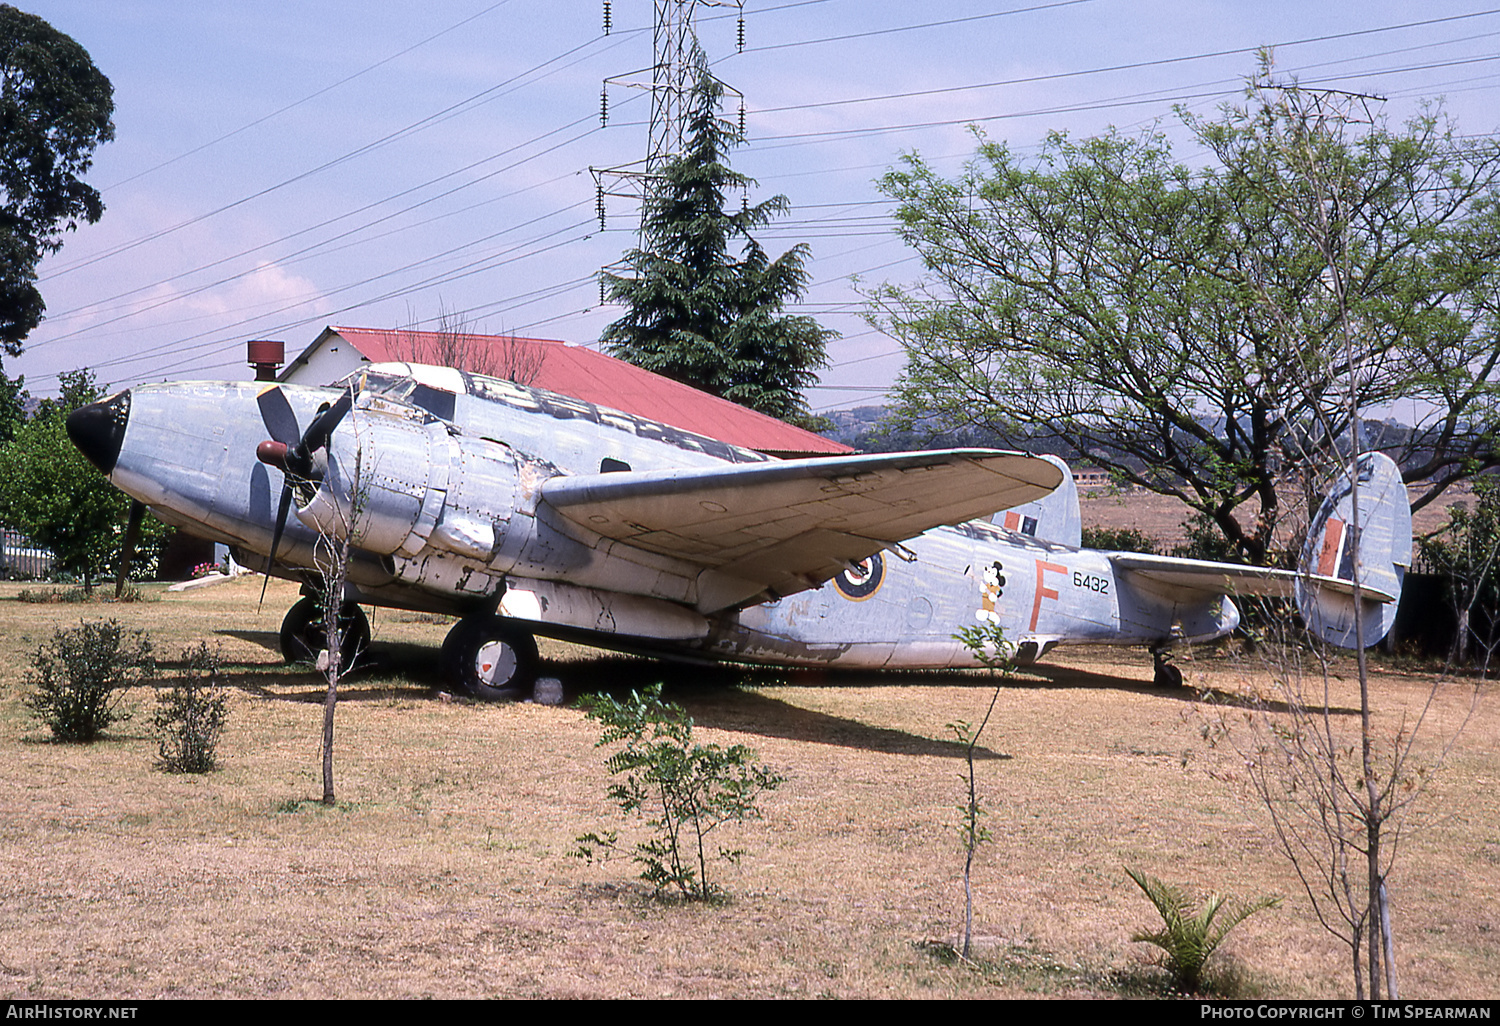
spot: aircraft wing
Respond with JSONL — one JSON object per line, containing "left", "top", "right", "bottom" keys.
{"left": 542, "top": 449, "right": 1063, "bottom": 610}
{"left": 1108, "top": 552, "right": 1398, "bottom": 604}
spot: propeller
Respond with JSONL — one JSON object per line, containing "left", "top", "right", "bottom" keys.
{"left": 114, "top": 499, "right": 145, "bottom": 599}
{"left": 254, "top": 385, "right": 354, "bottom": 607}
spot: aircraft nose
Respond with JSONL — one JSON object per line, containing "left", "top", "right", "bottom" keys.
{"left": 66, "top": 389, "right": 131, "bottom": 474}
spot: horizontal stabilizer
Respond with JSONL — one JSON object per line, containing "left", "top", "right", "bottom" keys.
{"left": 543, "top": 449, "right": 1063, "bottom": 610}
{"left": 1109, "top": 552, "right": 1396, "bottom": 605}
{"left": 1112, "top": 454, "right": 1409, "bottom": 650}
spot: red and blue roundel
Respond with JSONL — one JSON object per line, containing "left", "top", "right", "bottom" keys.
{"left": 834, "top": 552, "right": 885, "bottom": 601}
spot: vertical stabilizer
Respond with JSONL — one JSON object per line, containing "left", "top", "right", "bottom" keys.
{"left": 1296, "top": 452, "right": 1412, "bottom": 648}
{"left": 993, "top": 454, "right": 1082, "bottom": 547}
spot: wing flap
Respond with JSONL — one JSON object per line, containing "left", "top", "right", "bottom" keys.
{"left": 543, "top": 449, "right": 1063, "bottom": 608}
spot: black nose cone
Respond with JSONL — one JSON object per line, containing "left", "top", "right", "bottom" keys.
{"left": 66, "top": 390, "right": 131, "bottom": 474}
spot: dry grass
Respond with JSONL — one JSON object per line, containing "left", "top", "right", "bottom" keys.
{"left": 0, "top": 576, "right": 1493, "bottom": 999}
{"left": 1080, "top": 481, "right": 1466, "bottom": 553}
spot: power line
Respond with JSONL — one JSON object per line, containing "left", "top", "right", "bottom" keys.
{"left": 79, "top": 215, "right": 597, "bottom": 379}
{"left": 33, "top": 114, "right": 609, "bottom": 342}
{"left": 100, "top": 0, "right": 522, "bottom": 193}
{"left": 41, "top": 31, "right": 626, "bottom": 282}
{"left": 750, "top": 10, "right": 1500, "bottom": 118}
{"left": 740, "top": 0, "right": 1102, "bottom": 54}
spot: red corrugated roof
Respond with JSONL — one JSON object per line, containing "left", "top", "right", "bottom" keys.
{"left": 320, "top": 326, "right": 850, "bottom": 457}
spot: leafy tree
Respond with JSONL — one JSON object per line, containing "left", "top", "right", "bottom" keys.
{"left": 0, "top": 364, "right": 24, "bottom": 442}
{"left": 0, "top": 369, "right": 164, "bottom": 591}
{"left": 573, "top": 683, "right": 783, "bottom": 901}
{"left": 1419, "top": 477, "right": 1500, "bottom": 669}
{"left": 0, "top": 5, "right": 114, "bottom": 351}
{"left": 601, "top": 57, "right": 834, "bottom": 424}
{"left": 869, "top": 69, "right": 1500, "bottom": 565}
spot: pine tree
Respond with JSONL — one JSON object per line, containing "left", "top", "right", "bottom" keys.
{"left": 601, "top": 58, "right": 833, "bottom": 424}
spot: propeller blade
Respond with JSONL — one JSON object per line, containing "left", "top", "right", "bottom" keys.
{"left": 256, "top": 384, "right": 354, "bottom": 610}
{"left": 259, "top": 481, "right": 295, "bottom": 611}
{"left": 256, "top": 385, "right": 301, "bottom": 446}
{"left": 300, "top": 388, "right": 352, "bottom": 455}
{"left": 114, "top": 499, "right": 145, "bottom": 599}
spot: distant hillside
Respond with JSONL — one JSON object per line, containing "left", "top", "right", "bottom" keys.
{"left": 821, "top": 406, "right": 1440, "bottom": 481}
{"left": 820, "top": 404, "right": 1085, "bottom": 460}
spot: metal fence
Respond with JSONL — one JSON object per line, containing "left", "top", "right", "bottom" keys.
{"left": 0, "top": 529, "right": 54, "bottom": 579}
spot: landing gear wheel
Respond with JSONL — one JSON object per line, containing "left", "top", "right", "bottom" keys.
{"left": 442, "top": 617, "right": 538, "bottom": 701}
{"left": 280, "top": 596, "right": 371, "bottom": 674}
{"left": 1152, "top": 647, "right": 1184, "bottom": 689}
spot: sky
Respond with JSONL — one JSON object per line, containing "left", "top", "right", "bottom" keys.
{"left": 10, "top": 1, "right": 1500, "bottom": 412}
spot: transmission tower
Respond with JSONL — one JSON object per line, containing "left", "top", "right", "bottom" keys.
{"left": 591, "top": 0, "right": 745, "bottom": 237}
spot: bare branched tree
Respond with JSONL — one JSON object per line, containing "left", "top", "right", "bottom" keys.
{"left": 303, "top": 427, "right": 371, "bottom": 806}
{"left": 392, "top": 302, "right": 545, "bottom": 385}
{"left": 1199, "top": 63, "right": 1483, "bottom": 1000}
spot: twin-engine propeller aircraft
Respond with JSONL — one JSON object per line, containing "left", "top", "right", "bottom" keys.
{"left": 66, "top": 362, "right": 1412, "bottom": 699}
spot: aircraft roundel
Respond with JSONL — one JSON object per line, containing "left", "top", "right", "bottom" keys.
{"left": 834, "top": 552, "right": 885, "bottom": 601}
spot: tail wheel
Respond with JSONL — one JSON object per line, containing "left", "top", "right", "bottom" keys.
{"left": 442, "top": 617, "right": 538, "bottom": 701}
{"left": 280, "top": 596, "right": 370, "bottom": 674}
{"left": 1152, "top": 647, "right": 1184, "bottom": 689}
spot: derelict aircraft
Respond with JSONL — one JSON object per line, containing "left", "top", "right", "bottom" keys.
{"left": 65, "top": 362, "right": 1413, "bottom": 699}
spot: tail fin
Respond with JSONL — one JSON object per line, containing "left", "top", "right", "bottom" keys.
{"left": 992, "top": 454, "right": 1082, "bottom": 547}
{"left": 1296, "top": 452, "right": 1412, "bottom": 649}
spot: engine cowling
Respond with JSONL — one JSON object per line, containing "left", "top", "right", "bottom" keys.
{"left": 296, "top": 402, "right": 706, "bottom": 608}
{"left": 297, "top": 409, "right": 547, "bottom": 596}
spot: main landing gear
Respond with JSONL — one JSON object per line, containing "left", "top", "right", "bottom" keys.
{"left": 440, "top": 616, "right": 541, "bottom": 702}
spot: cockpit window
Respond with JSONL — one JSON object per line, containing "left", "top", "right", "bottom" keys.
{"left": 334, "top": 369, "right": 414, "bottom": 400}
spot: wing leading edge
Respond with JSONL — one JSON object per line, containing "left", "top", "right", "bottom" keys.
{"left": 543, "top": 449, "right": 1063, "bottom": 610}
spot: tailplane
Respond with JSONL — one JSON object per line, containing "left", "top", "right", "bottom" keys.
{"left": 1295, "top": 452, "right": 1412, "bottom": 649}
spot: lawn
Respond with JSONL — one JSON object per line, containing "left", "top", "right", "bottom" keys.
{"left": 0, "top": 576, "right": 1492, "bottom": 999}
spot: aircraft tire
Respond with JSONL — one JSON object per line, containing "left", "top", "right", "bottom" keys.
{"left": 1151, "top": 649, "right": 1185, "bottom": 689}
{"left": 280, "top": 597, "right": 370, "bottom": 674}
{"left": 444, "top": 617, "right": 538, "bottom": 701}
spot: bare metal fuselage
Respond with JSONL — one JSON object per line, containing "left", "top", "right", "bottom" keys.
{"left": 97, "top": 370, "right": 1231, "bottom": 672}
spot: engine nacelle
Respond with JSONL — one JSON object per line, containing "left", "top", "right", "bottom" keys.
{"left": 298, "top": 403, "right": 706, "bottom": 606}
{"left": 298, "top": 409, "right": 550, "bottom": 596}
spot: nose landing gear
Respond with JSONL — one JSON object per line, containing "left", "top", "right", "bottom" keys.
{"left": 280, "top": 596, "right": 370, "bottom": 675}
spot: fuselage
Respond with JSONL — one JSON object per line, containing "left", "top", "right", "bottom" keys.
{"left": 70, "top": 365, "right": 1228, "bottom": 672}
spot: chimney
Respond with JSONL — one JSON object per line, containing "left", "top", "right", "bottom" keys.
{"left": 247, "top": 339, "right": 285, "bottom": 382}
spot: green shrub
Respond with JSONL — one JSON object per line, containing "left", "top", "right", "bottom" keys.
{"left": 25, "top": 620, "right": 154, "bottom": 742}
{"left": 1126, "top": 866, "right": 1278, "bottom": 994}
{"left": 1080, "top": 526, "right": 1159, "bottom": 554}
{"left": 152, "top": 643, "right": 228, "bottom": 773}
{"left": 16, "top": 585, "right": 154, "bottom": 604}
{"left": 1172, "top": 513, "right": 1243, "bottom": 563}
{"left": 573, "top": 684, "right": 784, "bottom": 900}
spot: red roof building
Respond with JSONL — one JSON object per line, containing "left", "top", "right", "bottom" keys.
{"left": 281, "top": 326, "right": 850, "bottom": 459}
